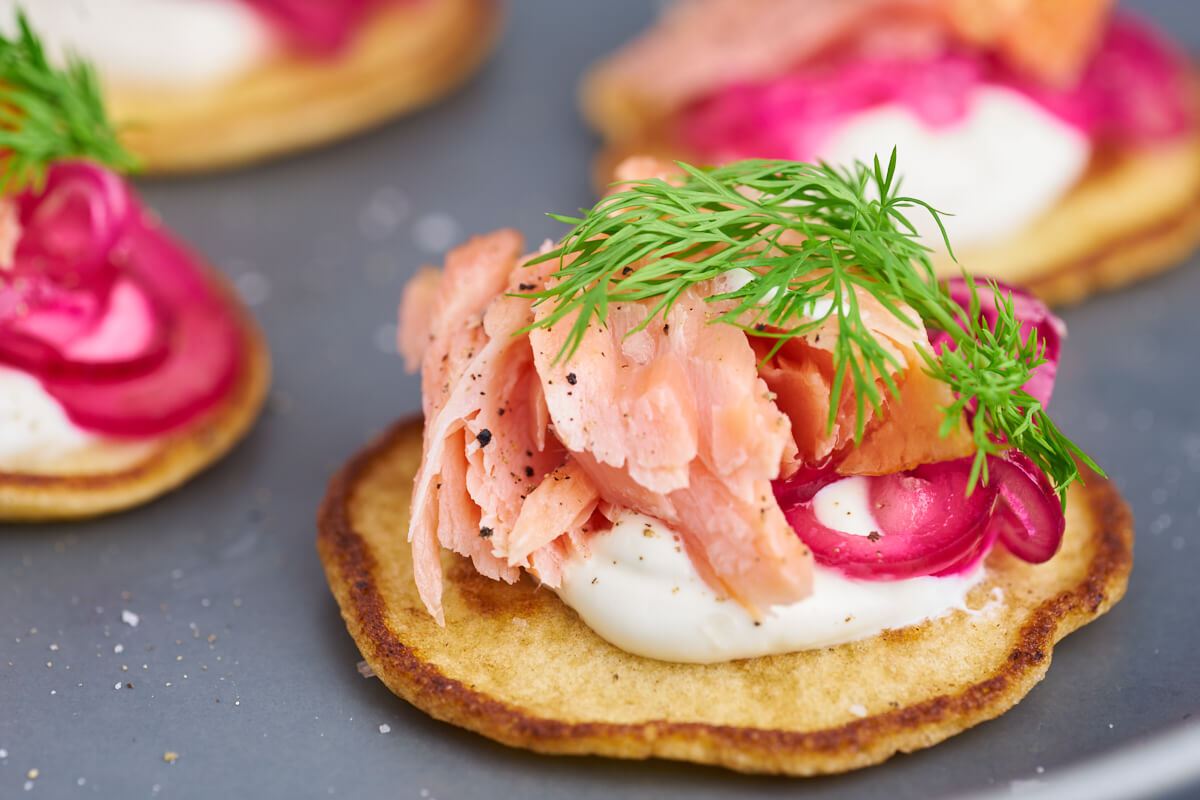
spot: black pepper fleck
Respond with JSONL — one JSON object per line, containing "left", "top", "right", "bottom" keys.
{"left": 476, "top": 429, "right": 492, "bottom": 447}
{"left": 479, "top": 527, "right": 494, "bottom": 539}
{"left": 566, "top": 373, "right": 577, "bottom": 385}
{"left": 518, "top": 282, "right": 535, "bottom": 291}
{"left": 524, "top": 466, "right": 535, "bottom": 478}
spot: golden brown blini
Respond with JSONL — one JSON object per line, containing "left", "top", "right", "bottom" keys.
{"left": 109, "top": 0, "right": 501, "bottom": 174}
{"left": 0, "top": 278, "right": 270, "bottom": 522}
{"left": 317, "top": 418, "right": 1133, "bottom": 776}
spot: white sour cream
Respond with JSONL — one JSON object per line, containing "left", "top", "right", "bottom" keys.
{"left": 0, "top": 1, "right": 274, "bottom": 89}
{"left": 812, "top": 474, "right": 878, "bottom": 537}
{"left": 557, "top": 498, "right": 990, "bottom": 664}
{"left": 0, "top": 366, "right": 100, "bottom": 467}
{"left": 818, "top": 86, "right": 1091, "bottom": 248}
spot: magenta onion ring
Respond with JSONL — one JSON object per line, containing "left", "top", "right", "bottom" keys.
{"left": 14, "top": 161, "right": 133, "bottom": 281}
{"left": 0, "top": 162, "right": 245, "bottom": 436}
{"left": 774, "top": 450, "right": 1064, "bottom": 579}
{"left": 1, "top": 164, "right": 171, "bottom": 380}
{"left": 239, "top": 0, "right": 406, "bottom": 54}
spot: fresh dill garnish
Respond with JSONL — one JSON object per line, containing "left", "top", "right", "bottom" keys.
{"left": 524, "top": 153, "right": 1100, "bottom": 502}
{"left": 916, "top": 281, "right": 1099, "bottom": 496}
{"left": 0, "top": 10, "right": 137, "bottom": 193}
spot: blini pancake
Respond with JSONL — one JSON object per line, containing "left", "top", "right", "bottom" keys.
{"left": 109, "top": 0, "right": 501, "bottom": 174}
{"left": 317, "top": 417, "right": 1133, "bottom": 776}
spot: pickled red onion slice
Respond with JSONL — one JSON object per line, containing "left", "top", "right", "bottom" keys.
{"left": 679, "top": 14, "right": 1193, "bottom": 163}
{"left": 984, "top": 449, "right": 1065, "bottom": 564}
{"left": 0, "top": 278, "right": 170, "bottom": 381}
{"left": 0, "top": 164, "right": 170, "bottom": 380}
{"left": 775, "top": 450, "right": 1064, "bottom": 579}
{"left": 770, "top": 459, "right": 841, "bottom": 507}
{"left": 928, "top": 276, "right": 1064, "bottom": 409}
{"left": 14, "top": 161, "right": 133, "bottom": 281}
{"left": 37, "top": 218, "right": 243, "bottom": 437}
{"left": 0, "top": 161, "right": 245, "bottom": 436}
{"left": 681, "top": 54, "right": 982, "bottom": 163}
{"left": 778, "top": 458, "right": 997, "bottom": 579}
{"left": 62, "top": 280, "right": 161, "bottom": 363}
{"left": 240, "top": 0, "right": 390, "bottom": 54}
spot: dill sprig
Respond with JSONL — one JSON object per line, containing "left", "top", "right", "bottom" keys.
{"left": 917, "top": 282, "right": 1100, "bottom": 495}
{"left": 0, "top": 11, "right": 137, "bottom": 193}
{"left": 525, "top": 154, "right": 1099, "bottom": 501}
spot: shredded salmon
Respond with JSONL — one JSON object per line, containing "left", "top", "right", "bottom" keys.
{"left": 944, "top": 0, "right": 1115, "bottom": 88}
{"left": 401, "top": 218, "right": 974, "bottom": 622}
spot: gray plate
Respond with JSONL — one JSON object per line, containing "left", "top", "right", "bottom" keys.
{"left": 2, "top": 1, "right": 1198, "bottom": 797}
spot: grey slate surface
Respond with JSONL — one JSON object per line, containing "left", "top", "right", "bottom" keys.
{"left": 2, "top": 0, "right": 1199, "bottom": 797}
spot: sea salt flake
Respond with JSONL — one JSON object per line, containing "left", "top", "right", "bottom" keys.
{"left": 355, "top": 661, "right": 375, "bottom": 679}
{"left": 378, "top": 724, "right": 391, "bottom": 734}
{"left": 849, "top": 704, "right": 868, "bottom": 718}
{"left": 121, "top": 610, "right": 140, "bottom": 628}
{"left": 113, "top": 644, "right": 124, "bottom": 654}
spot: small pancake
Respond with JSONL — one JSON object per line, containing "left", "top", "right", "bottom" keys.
{"left": 109, "top": 0, "right": 501, "bottom": 174}
{"left": 0, "top": 273, "right": 271, "bottom": 522}
{"left": 317, "top": 417, "right": 1133, "bottom": 775}
{"left": 590, "top": 126, "right": 1200, "bottom": 306}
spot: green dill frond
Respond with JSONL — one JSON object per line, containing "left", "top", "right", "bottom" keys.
{"left": 524, "top": 152, "right": 1096, "bottom": 502}
{"left": 0, "top": 10, "right": 137, "bottom": 193}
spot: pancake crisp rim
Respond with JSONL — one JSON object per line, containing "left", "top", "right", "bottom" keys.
{"left": 317, "top": 417, "right": 1134, "bottom": 776}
